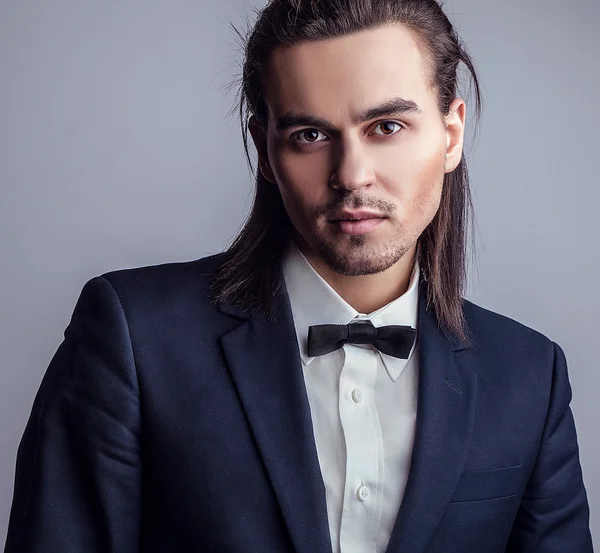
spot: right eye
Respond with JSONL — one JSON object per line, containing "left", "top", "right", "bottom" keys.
{"left": 293, "top": 129, "right": 328, "bottom": 144}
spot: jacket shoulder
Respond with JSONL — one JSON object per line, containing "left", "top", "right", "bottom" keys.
{"left": 100, "top": 252, "right": 224, "bottom": 288}
{"left": 460, "top": 298, "right": 559, "bottom": 383}
{"left": 86, "top": 252, "right": 228, "bottom": 319}
{"left": 462, "top": 298, "right": 553, "bottom": 349}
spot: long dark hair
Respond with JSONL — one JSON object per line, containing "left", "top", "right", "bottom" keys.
{"left": 210, "top": 0, "right": 482, "bottom": 346}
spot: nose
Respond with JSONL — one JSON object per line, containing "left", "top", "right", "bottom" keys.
{"left": 329, "top": 138, "right": 376, "bottom": 192}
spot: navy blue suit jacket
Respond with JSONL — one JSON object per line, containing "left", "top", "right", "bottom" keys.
{"left": 4, "top": 253, "right": 593, "bottom": 552}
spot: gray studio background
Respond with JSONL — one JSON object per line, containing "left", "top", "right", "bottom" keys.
{"left": 1, "top": 0, "right": 598, "bottom": 545}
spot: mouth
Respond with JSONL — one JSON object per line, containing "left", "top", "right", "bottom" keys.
{"left": 329, "top": 216, "right": 386, "bottom": 235}
{"left": 331, "top": 210, "right": 386, "bottom": 221}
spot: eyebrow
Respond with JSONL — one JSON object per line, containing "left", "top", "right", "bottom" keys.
{"left": 274, "top": 97, "right": 423, "bottom": 133}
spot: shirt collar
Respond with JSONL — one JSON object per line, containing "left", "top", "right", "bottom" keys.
{"left": 282, "top": 240, "right": 420, "bottom": 382}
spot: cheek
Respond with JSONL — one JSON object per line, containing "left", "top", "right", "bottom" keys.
{"left": 270, "top": 149, "right": 329, "bottom": 213}
{"left": 412, "top": 154, "right": 445, "bottom": 217}
{"left": 382, "top": 144, "right": 445, "bottom": 225}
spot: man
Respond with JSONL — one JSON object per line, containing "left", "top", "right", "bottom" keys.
{"left": 4, "top": 0, "right": 593, "bottom": 551}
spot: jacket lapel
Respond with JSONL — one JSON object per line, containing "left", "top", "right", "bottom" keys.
{"left": 218, "top": 283, "right": 333, "bottom": 553}
{"left": 385, "top": 279, "right": 478, "bottom": 553}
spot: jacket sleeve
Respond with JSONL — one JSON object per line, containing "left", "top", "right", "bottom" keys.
{"left": 4, "top": 276, "right": 141, "bottom": 553}
{"left": 506, "top": 341, "right": 593, "bottom": 552}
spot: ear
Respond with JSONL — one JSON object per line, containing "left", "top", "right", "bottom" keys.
{"left": 444, "top": 98, "right": 467, "bottom": 173}
{"left": 248, "top": 116, "right": 277, "bottom": 183}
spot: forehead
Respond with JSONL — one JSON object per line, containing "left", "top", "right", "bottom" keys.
{"left": 264, "top": 23, "right": 436, "bottom": 123}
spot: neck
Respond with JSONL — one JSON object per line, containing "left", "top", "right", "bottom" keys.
{"left": 296, "top": 240, "right": 418, "bottom": 314}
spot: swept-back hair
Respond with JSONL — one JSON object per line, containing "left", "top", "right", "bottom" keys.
{"left": 210, "top": 0, "right": 482, "bottom": 346}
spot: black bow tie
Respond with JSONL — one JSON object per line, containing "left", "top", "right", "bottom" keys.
{"left": 307, "top": 320, "right": 417, "bottom": 359}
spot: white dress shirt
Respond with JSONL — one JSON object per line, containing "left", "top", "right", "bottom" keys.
{"left": 282, "top": 241, "right": 421, "bottom": 553}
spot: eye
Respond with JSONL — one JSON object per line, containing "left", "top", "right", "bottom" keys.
{"left": 372, "top": 121, "right": 404, "bottom": 136}
{"left": 293, "top": 128, "right": 328, "bottom": 144}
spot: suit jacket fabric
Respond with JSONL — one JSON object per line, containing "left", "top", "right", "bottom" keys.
{"left": 4, "top": 253, "right": 593, "bottom": 553}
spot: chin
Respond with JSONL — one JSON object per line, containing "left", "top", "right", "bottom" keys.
{"left": 315, "top": 238, "right": 408, "bottom": 277}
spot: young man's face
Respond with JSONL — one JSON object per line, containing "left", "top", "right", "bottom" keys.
{"left": 250, "top": 23, "right": 466, "bottom": 276}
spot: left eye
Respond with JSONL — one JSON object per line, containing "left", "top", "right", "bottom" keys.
{"left": 373, "top": 121, "right": 404, "bottom": 135}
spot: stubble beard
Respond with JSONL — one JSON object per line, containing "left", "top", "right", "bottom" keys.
{"left": 313, "top": 229, "right": 413, "bottom": 277}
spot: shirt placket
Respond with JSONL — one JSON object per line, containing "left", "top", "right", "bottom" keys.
{"left": 337, "top": 343, "right": 381, "bottom": 553}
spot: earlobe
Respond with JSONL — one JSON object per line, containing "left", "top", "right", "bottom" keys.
{"left": 248, "top": 116, "right": 277, "bottom": 184}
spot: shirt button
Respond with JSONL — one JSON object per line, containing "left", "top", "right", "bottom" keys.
{"left": 357, "top": 484, "right": 370, "bottom": 502}
{"left": 351, "top": 388, "right": 363, "bottom": 404}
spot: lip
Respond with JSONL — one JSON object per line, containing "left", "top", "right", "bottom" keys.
{"left": 331, "top": 217, "right": 385, "bottom": 235}
{"left": 331, "top": 210, "right": 386, "bottom": 221}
